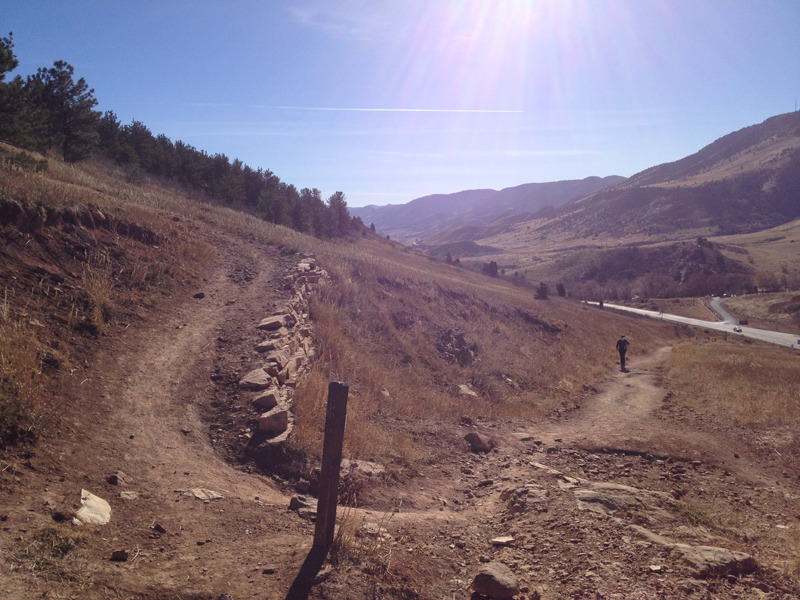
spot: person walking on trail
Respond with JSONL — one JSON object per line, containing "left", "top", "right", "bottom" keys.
{"left": 616, "top": 335, "right": 630, "bottom": 372}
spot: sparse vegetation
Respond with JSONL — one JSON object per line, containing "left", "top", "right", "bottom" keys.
{"left": 663, "top": 341, "right": 800, "bottom": 424}
{"left": 290, "top": 238, "right": 672, "bottom": 468}
{"left": 0, "top": 290, "right": 45, "bottom": 447}
{"left": 10, "top": 527, "right": 88, "bottom": 584}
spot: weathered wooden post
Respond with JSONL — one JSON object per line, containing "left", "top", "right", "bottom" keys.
{"left": 313, "top": 381, "right": 349, "bottom": 550}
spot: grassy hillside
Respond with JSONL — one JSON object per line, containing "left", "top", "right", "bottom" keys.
{"left": 0, "top": 144, "right": 676, "bottom": 462}
{"left": 3, "top": 142, "right": 798, "bottom": 475}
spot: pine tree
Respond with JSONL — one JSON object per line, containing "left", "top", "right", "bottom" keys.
{"left": 327, "top": 191, "right": 350, "bottom": 237}
{"left": 25, "top": 61, "right": 99, "bottom": 161}
{"left": 0, "top": 32, "right": 38, "bottom": 147}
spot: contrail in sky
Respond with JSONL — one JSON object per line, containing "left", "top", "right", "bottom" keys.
{"left": 270, "top": 106, "right": 523, "bottom": 113}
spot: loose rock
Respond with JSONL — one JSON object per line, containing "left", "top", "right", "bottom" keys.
{"left": 465, "top": 432, "right": 495, "bottom": 453}
{"left": 110, "top": 549, "right": 129, "bottom": 562}
{"left": 75, "top": 490, "right": 112, "bottom": 525}
{"left": 472, "top": 562, "right": 519, "bottom": 599}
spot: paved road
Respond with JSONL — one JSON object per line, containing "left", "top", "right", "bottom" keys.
{"left": 586, "top": 301, "right": 800, "bottom": 349}
{"left": 708, "top": 296, "right": 738, "bottom": 324}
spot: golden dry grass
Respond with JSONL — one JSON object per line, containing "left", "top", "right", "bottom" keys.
{"left": 722, "top": 291, "right": 800, "bottom": 334}
{"left": 291, "top": 236, "right": 677, "bottom": 466}
{"left": 614, "top": 297, "right": 718, "bottom": 320}
{"left": 10, "top": 141, "right": 798, "bottom": 477}
{"left": 0, "top": 292, "right": 46, "bottom": 446}
{"left": 662, "top": 340, "right": 800, "bottom": 424}
{"left": 713, "top": 218, "right": 800, "bottom": 288}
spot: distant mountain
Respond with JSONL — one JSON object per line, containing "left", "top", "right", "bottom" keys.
{"left": 545, "top": 111, "right": 800, "bottom": 238}
{"left": 349, "top": 176, "right": 625, "bottom": 244}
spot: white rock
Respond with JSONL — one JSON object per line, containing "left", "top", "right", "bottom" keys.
{"left": 76, "top": 489, "right": 111, "bottom": 525}
{"left": 458, "top": 384, "right": 478, "bottom": 397}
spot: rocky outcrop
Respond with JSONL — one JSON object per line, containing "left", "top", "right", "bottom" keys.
{"left": 240, "top": 256, "right": 328, "bottom": 447}
{"left": 673, "top": 543, "right": 757, "bottom": 579}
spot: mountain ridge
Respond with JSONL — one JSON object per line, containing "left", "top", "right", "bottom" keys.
{"left": 350, "top": 176, "right": 625, "bottom": 243}
{"left": 356, "top": 111, "right": 800, "bottom": 246}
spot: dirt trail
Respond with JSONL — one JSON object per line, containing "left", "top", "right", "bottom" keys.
{"left": 100, "top": 256, "right": 285, "bottom": 505}
{"left": 1, "top": 234, "right": 314, "bottom": 599}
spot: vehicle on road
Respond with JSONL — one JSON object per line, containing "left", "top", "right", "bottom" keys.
{"left": 733, "top": 327, "right": 742, "bottom": 333}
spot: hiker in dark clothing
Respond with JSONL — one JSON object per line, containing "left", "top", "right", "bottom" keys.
{"left": 616, "top": 335, "right": 630, "bottom": 372}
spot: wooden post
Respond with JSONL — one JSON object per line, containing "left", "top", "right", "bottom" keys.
{"left": 313, "top": 382, "right": 349, "bottom": 550}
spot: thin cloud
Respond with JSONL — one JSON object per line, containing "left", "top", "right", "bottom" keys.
{"left": 269, "top": 106, "right": 523, "bottom": 114}
{"left": 376, "top": 149, "right": 598, "bottom": 160}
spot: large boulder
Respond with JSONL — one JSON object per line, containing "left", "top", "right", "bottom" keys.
{"left": 471, "top": 562, "right": 519, "bottom": 599}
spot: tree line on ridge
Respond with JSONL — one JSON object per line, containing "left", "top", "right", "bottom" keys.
{"left": 0, "top": 32, "right": 361, "bottom": 238}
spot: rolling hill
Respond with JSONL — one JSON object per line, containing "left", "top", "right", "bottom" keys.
{"left": 349, "top": 176, "right": 625, "bottom": 244}
{"left": 544, "top": 112, "right": 800, "bottom": 240}
{"left": 358, "top": 112, "right": 800, "bottom": 248}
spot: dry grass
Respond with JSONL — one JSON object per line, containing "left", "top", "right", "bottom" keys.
{"left": 0, "top": 146, "right": 218, "bottom": 448}
{"left": 614, "top": 297, "right": 718, "bottom": 321}
{"left": 662, "top": 340, "right": 800, "bottom": 424}
{"left": 330, "top": 504, "right": 395, "bottom": 574}
{"left": 80, "top": 253, "right": 114, "bottom": 334}
{"left": 9, "top": 526, "right": 88, "bottom": 585}
{"left": 0, "top": 291, "right": 46, "bottom": 446}
{"left": 722, "top": 291, "right": 800, "bottom": 334}
{"left": 291, "top": 236, "right": 676, "bottom": 467}
{"left": 713, "top": 217, "right": 800, "bottom": 279}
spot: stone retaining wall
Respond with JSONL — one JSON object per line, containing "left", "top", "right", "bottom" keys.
{"left": 238, "top": 255, "right": 328, "bottom": 446}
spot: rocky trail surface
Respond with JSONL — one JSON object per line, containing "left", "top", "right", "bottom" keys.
{"left": 2, "top": 233, "right": 799, "bottom": 600}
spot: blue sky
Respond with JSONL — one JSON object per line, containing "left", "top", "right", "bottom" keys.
{"left": 2, "top": 1, "right": 799, "bottom": 206}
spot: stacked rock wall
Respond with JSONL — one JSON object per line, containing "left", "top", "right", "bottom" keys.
{"left": 238, "top": 255, "right": 328, "bottom": 446}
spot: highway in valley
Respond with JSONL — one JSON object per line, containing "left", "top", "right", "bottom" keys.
{"left": 587, "top": 299, "right": 800, "bottom": 349}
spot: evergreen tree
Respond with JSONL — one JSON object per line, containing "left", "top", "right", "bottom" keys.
{"left": 0, "top": 32, "right": 17, "bottom": 77}
{"left": 482, "top": 261, "right": 499, "bottom": 277}
{"left": 0, "top": 32, "right": 39, "bottom": 148}
{"left": 327, "top": 191, "right": 350, "bottom": 237}
{"left": 97, "top": 111, "right": 124, "bottom": 160}
{"left": 26, "top": 60, "right": 99, "bottom": 161}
